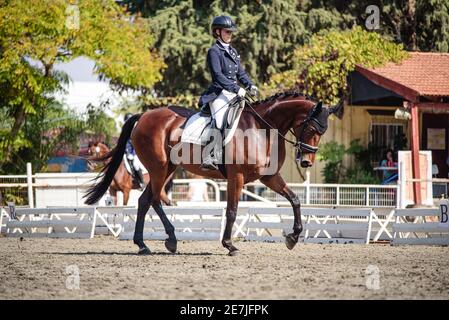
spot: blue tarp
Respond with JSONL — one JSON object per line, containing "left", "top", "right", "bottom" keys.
{"left": 47, "top": 156, "right": 88, "bottom": 172}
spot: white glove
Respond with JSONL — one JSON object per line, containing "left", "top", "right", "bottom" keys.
{"left": 237, "top": 87, "right": 246, "bottom": 97}
{"left": 250, "top": 85, "right": 259, "bottom": 97}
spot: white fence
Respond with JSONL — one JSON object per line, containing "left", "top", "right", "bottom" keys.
{"left": 119, "top": 207, "right": 225, "bottom": 241}
{"left": 392, "top": 208, "right": 449, "bottom": 245}
{"left": 242, "top": 182, "right": 398, "bottom": 207}
{"left": 1, "top": 170, "right": 401, "bottom": 208}
{"left": 2, "top": 204, "right": 448, "bottom": 245}
{"left": 3, "top": 206, "right": 96, "bottom": 239}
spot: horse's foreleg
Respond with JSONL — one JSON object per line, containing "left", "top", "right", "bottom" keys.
{"left": 222, "top": 173, "right": 244, "bottom": 256}
{"left": 260, "top": 174, "right": 302, "bottom": 250}
{"left": 109, "top": 187, "right": 118, "bottom": 206}
{"left": 123, "top": 189, "right": 130, "bottom": 206}
{"left": 133, "top": 185, "right": 153, "bottom": 255}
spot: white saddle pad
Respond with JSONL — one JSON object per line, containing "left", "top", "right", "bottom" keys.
{"left": 180, "top": 105, "right": 244, "bottom": 146}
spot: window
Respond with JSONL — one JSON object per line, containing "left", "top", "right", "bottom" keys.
{"left": 370, "top": 123, "right": 405, "bottom": 165}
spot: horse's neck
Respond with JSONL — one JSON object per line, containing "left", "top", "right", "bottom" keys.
{"left": 257, "top": 99, "right": 307, "bottom": 135}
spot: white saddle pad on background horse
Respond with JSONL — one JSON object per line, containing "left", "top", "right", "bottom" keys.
{"left": 180, "top": 104, "right": 244, "bottom": 146}
{"left": 123, "top": 155, "right": 148, "bottom": 175}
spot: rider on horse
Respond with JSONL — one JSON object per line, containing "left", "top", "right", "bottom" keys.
{"left": 124, "top": 113, "right": 145, "bottom": 190}
{"left": 199, "top": 15, "right": 258, "bottom": 170}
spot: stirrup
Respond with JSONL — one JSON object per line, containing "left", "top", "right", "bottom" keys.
{"left": 201, "top": 156, "right": 218, "bottom": 171}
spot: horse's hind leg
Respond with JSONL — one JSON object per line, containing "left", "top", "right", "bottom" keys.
{"left": 151, "top": 164, "right": 177, "bottom": 253}
{"left": 133, "top": 185, "right": 153, "bottom": 255}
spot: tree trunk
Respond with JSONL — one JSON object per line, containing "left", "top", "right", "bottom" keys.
{"left": 4, "top": 104, "right": 26, "bottom": 162}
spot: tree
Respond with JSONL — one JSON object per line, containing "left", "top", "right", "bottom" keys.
{"left": 266, "top": 27, "right": 408, "bottom": 105}
{"left": 122, "top": 0, "right": 357, "bottom": 96}
{"left": 0, "top": 0, "right": 165, "bottom": 172}
{"left": 122, "top": 0, "right": 448, "bottom": 99}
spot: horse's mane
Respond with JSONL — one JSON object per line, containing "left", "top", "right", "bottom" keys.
{"left": 252, "top": 91, "right": 318, "bottom": 106}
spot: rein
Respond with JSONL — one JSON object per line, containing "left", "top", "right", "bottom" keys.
{"left": 243, "top": 95, "right": 319, "bottom": 155}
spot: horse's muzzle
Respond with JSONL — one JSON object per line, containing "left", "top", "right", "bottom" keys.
{"left": 300, "top": 159, "right": 313, "bottom": 168}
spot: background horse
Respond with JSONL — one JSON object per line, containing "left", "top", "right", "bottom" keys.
{"left": 85, "top": 92, "right": 339, "bottom": 255}
{"left": 87, "top": 142, "right": 172, "bottom": 206}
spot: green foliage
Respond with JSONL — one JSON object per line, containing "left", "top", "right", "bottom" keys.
{"left": 123, "top": 0, "right": 357, "bottom": 96}
{"left": 84, "top": 104, "right": 117, "bottom": 146}
{"left": 316, "top": 141, "right": 346, "bottom": 183}
{"left": 123, "top": 0, "right": 449, "bottom": 98}
{"left": 343, "top": 139, "right": 380, "bottom": 184}
{"left": 317, "top": 139, "right": 380, "bottom": 184}
{"left": 416, "top": 0, "right": 449, "bottom": 52}
{"left": 0, "top": 101, "right": 116, "bottom": 174}
{"left": 0, "top": 0, "right": 163, "bottom": 173}
{"left": 266, "top": 27, "right": 408, "bottom": 104}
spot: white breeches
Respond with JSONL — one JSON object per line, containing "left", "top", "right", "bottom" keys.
{"left": 210, "top": 89, "right": 237, "bottom": 129}
{"left": 127, "top": 154, "right": 148, "bottom": 174}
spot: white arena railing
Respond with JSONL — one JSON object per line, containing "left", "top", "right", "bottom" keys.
{"left": 3, "top": 162, "right": 449, "bottom": 209}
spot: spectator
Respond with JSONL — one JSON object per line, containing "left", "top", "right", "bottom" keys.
{"left": 187, "top": 174, "right": 209, "bottom": 202}
{"left": 380, "top": 149, "right": 397, "bottom": 183}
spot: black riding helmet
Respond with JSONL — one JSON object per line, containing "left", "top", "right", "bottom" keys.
{"left": 124, "top": 113, "right": 133, "bottom": 121}
{"left": 211, "top": 15, "right": 237, "bottom": 38}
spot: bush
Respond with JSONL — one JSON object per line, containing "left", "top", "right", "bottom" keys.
{"left": 317, "top": 139, "right": 381, "bottom": 184}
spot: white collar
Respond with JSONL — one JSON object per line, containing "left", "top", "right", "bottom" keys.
{"left": 217, "top": 39, "right": 230, "bottom": 49}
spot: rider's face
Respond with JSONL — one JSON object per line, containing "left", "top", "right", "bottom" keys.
{"left": 219, "top": 29, "right": 233, "bottom": 43}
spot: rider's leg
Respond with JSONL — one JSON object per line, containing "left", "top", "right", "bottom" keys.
{"left": 201, "top": 118, "right": 221, "bottom": 170}
{"left": 133, "top": 157, "right": 145, "bottom": 190}
{"left": 201, "top": 90, "right": 235, "bottom": 170}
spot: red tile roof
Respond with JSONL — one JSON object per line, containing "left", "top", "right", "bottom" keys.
{"left": 356, "top": 52, "right": 449, "bottom": 100}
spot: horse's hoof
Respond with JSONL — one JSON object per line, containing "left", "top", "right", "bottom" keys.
{"left": 285, "top": 234, "right": 297, "bottom": 250}
{"left": 165, "top": 239, "right": 177, "bottom": 253}
{"left": 137, "top": 246, "right": 151, "bottom": 255}
{"left": 228, "top": 249, "right": 240, "bottom": 257}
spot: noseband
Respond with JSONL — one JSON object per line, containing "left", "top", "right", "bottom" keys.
{"left": 294, "top": 105, "right": 328, "bottom": 156}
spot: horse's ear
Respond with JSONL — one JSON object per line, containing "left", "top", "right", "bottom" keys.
{"left": 312, "top": 102, "right": 323, "bottom": 116}
{"left": 328, "top": 100, "right": 344, "bottom": 119}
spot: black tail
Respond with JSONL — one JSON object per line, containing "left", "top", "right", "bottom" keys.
{"left": 84, "top": 114, "right": 142, "bottom": 205}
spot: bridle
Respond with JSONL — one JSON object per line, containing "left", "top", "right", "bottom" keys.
{"left": 243, "top": 96, "right": 326, "bottom": 157}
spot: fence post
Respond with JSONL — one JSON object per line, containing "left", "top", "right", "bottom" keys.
{"left": 366, "top": 186, "right": 370, "bottom": 207}
{"left": 26, "top": 162, "right": 34, "bottom": 208}
{"left": 336, "top": 186, "right": 340, "bottom": 206}
{"left": 305, "top": 170, "right": 311, "bottom": 205}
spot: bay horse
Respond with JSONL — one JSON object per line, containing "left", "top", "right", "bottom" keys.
{"left": 87, "top": 142, "right": 172, "bottom": 206}
{"left": 85, "top": 92, "right": 338, "bottom": 255}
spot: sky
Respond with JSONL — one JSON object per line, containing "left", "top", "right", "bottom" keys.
{"left": 52, "top": 56, "right": 139, "bottom": 118}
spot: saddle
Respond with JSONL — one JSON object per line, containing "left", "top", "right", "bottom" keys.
{"left": 180, "top": 98, "right": 245, "bottom": 146}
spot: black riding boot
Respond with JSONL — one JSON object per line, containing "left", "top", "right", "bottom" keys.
{"left": 201, "top": 119, "right": 222, "bottom": 171}
{"left": 136, "top": 169, "right": 145, "bottom": 190}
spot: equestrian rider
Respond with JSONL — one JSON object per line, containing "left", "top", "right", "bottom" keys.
{"left": 124, "top": 113, "right": 145, "bottom": 189}
{"left": 199, "top": 15, "right": 258, "bottom": 170}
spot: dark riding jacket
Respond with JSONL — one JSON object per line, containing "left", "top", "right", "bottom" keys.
{"left": 125, "top": 140, "right": 136, "bottom": 156}
{"left": 198, "top": 40, "right": 253, "bottom": 107}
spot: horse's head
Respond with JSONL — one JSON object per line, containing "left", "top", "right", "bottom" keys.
{"left": 292, "top": 100, "right": 339, "bottom": 168}
{"left": 87, "top": 141, "right": 108, "bottom": 158}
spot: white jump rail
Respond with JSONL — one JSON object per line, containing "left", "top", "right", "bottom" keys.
{"left": 245, "top": 207, "right": 373, "bottom": 244}
{"left": 94, "top": 206, "right": 133, "bottom": 237}
{"left": 119, "top": 206, "right": 226, "bottom": 241}
{"left": 391, "top": 208, "right": 449, "bottom": 245}
{"left": 4, "top": 206, "right": 96, "bottom": 239}
{"left": 0, "top": 207, "right": 8, "bottom": 234}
